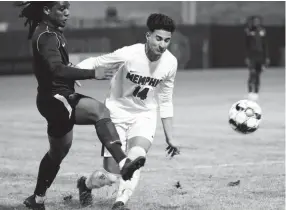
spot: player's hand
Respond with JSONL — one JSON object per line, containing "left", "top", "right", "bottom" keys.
{"left": 95, "top": 68, "right": 115, "bottom": 80}
{"left": 166, "top": 141, "right": 180, "bottom": 158}
{"left": 265, "top": 58, "right": 270, "bottom": 67}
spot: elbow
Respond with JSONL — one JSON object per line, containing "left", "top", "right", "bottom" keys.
{"left": 50, "top": 63, "right": 65, "bottom": 78}
{"left": 159, "top": 102, "right": 173, "bottom": 118}
{"left": 77, "top": 57, "right": 97, "bottom": 69}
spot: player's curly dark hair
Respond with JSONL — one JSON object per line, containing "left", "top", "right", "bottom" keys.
{"left": 14, "top": 1, "right": 56, "bottom": 39}
{"left": 146, "top": 13, "right": 176, "bottom": 33}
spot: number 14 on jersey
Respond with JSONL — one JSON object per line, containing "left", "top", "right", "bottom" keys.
{"left": 133, "top": 86, "right": 149, "bottom": 100}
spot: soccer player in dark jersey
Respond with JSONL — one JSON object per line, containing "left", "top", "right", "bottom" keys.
{"left": 15, "top": 2, "right": 145, "bottom": 210}
{"left": 244, "top": 15, "right": 270, "bottom": 101}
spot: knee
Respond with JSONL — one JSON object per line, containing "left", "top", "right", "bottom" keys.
{"left": 49, "top": 142, "right": 72, "bottom": 164}
{"left": 101, "top": 106, "right": 111, "bottom": 119}
{"left": 88, "top": 104, "right": 110, "bottom": 123}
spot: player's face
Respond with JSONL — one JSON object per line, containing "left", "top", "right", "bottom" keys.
{"left": 45, "top": 1, "right": 70, "bottom": 28}
{"left": 147, "top": 29, "right": 172, "bottom": 56}
{"left": 252, "top": 17, "right": 261, "bottom": 27}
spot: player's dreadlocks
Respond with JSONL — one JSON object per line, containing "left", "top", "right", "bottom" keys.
{"left": 147, "top": 13, "right": 176, "bottom": 33}
{"left": 14, "top": 1, "right": 57, "bottom": 39}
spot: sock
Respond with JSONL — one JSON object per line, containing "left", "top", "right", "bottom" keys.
{"left": 114, "top": 146, "right": 146, "bottom": 204}
{"left": 128, "top": 146, "right": 147, "bottom": 160}
{"left": 85, "top": 168, "right": 118, "bottom": 189}
{"left": 117, "top": 147, "right": 146, "bottom": 171}
{"left": 34, "top": 153, "right": 60, "bottom": 196}
{"left": 119, "top": 158, "right": 129, "bottom": 170}
{"left": 35, "top": 195, "right": 46, "bottom": 204}
{"left": 95, "top": 118, "right": 126, "bottom": 164}
{"left": 115, "top": 169, "right": 141, "bottom": 204}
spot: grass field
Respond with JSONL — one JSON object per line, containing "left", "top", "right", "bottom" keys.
{"left": 0, "top": 68, "right": 285, "bottom": 210}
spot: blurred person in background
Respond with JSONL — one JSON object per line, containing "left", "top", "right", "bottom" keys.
{"left": 244, "top": 15, "right": 270, "bottom": 101}
{"left": 15, "top": 2, "right": 145, "bottom": 209}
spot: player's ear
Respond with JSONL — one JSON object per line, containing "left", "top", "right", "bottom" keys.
{"left": 146, "top": 32, "right": 151, "bottom": 40}
{"left": 43, "top": 6, "right": 51, "bottom": 15}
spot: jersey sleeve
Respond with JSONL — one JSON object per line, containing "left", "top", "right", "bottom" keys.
{"left": 76, "top": 46, "right": 130, "bottom": 70}
{"left": 37, "top": 32, "right": 95, "bottom": 80}
{"left": 157, "top": 59, "right": 178, "bottom": 118}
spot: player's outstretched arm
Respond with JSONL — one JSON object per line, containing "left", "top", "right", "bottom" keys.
{"left": 161, "top": 117, "right": 180, "bottom": 158}
{"left": 158, "top": 61, "right": 180, "bottom": 157}
{"left": 76, "top": 57, "right": 114, "bottom": 80}
{"left": 76, "top": 47, "right": 129, "bottom": 79}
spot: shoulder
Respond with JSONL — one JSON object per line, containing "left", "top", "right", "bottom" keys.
{"left": 32, "top": 25, "right": 60, "bottom": 48}
{"left": 116, "top": 43, "right": 144, "bottom": 54}
{"left": 163, "top": 50, "right": 178, "bottom": 69}
{"left": 113, "top": 43, "right": 144, "bottom": 60}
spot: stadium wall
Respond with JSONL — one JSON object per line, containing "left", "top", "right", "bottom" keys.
{"left": 0, "top": 25, "right": 284, "bottom": 75}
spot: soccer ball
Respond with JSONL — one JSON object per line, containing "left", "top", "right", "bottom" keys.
{"left": 228, "top": 100, "right": 262, "bottom": 134}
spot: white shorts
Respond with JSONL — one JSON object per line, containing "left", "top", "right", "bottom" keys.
{"left": 102, "top": 116, "right": 157, "bottom": 157}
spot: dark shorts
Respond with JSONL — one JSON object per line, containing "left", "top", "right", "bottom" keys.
{"left": 36, "top": 93, "right": 90, "bottom": 138}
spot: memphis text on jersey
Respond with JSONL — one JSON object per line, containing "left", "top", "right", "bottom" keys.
{"left": 126, "top": 72, "right": 162, "bottom": 87}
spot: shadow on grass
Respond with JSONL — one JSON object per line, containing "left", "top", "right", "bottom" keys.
{"left": 0, "top": 204, "right": 29, "bottom": 210}
{"left": 59, "top": 196, "right": 114, "bottom": 210}
{"left": 0, "top": 200, "right": 111, "bottom": 210}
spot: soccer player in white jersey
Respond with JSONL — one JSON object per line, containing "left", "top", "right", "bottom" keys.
{"left": 76, "top": 13, "right": 180, "bottom": 210}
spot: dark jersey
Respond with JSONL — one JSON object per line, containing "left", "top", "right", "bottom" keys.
{"left": 31, "top": 23, "right": 95, "bottom": 98}
{"left": 244, "top": 26, "right": 269, "bottom": 62}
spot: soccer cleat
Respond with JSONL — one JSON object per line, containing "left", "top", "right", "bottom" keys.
{"left": 120, "top": 157, "right": 145, "bottom": 181}
{"left": 23, "top": 194, "right": 45, "bottom": 210}
{"left": 89, "top": 170, "right": 117, "bottom": 188}
{"left": 77, "top": 176, "right": 93, "bottom": 207}
{"left": 111, "top": 201, "right": 130, "bottom": 210}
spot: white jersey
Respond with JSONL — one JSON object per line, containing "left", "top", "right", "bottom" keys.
{"left": 77, "top": 43, "right": 177, "bottom": 123}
